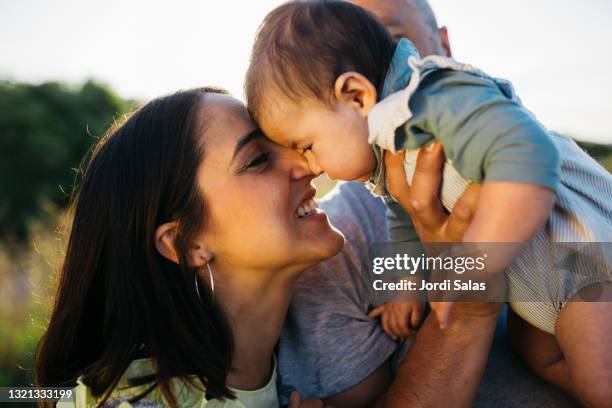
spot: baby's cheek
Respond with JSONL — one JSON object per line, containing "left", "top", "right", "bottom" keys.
{"left": 325, "top": 160, "right": 355, "bottom": 180}
{"left": 327, "top": 150, "right": 351, "bottom": 168}
{"left": 365, "top": 145, "right": 377, "bottom": 166}
{"left": 317, "top": 143, "right": 371, "bottom": 180}
{"left": 356, "top": 148, "right": 377, "bottom": 172}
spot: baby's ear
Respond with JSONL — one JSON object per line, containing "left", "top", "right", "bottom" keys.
{"left": 333, "top": 72, "right": 377, "bottom": 116}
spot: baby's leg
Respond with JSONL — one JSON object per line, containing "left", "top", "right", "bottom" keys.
{"left": 507, "top": 309, "right": 574, "bottom": 395}
{"left": 555, "top": 282, "right": 612, "bottom": 408}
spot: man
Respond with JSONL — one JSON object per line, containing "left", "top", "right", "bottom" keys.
{"left": 278, "top": 0, "right": 578, "bottom": 406}
{"left": 352, "top": 0, "right": 451, "bottom": 58}
{"left": 350, "top": 2, "right": 606, "bottom": 407}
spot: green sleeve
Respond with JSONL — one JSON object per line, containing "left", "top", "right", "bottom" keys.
{"left": 400, "top": 70, "right": 560, "bottom": 192}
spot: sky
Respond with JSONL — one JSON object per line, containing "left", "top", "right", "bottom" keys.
{"left": 1, "top": 0, "right": 611, "bottom": 143}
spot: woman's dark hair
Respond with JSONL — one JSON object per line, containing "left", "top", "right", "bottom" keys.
{"left": 35, "top": 87, "right": 234, "bottom": 406}
{"left": 245, "top": 0, "right": 396, "bottom": 121}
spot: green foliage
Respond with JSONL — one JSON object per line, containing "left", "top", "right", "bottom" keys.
{"left": 0, "top": 80, "right": 133, "bottom": 244}
{"left": 0, "top": 80, "right": 133, "bottom": 388}
{"left": 576, "top": 141, "right": 612, "bottom": 172}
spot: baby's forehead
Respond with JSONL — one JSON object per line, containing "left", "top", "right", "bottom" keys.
{"left": 260, "top": 121, "right": 298, "bottom": 148}
{"left": 259, "top": 120, "right": 302, "bottom": 151}
{"left": 256, "top": 96, "right": 300, "bottom": 131}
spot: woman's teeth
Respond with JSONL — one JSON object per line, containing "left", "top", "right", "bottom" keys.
{"left": 296, "top": 198, "right": 319, "bottom": 218}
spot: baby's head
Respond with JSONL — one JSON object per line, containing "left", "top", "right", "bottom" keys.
{"left": 245, "top": 0, "right": 395, "bottom": 181}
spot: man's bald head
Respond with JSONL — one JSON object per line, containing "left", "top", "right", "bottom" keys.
{"left": 404, "top": 0, "right": 439, "bottom": 32}
{"left": 347, "top": 0, "right": 451, "bottom": 57}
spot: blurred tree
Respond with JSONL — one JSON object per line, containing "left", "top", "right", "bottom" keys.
{"left": 0, "top": 80, "right": 133, "bottom": 245}
{"left": 577, "top": 140, "right": 612, "bottom": 172}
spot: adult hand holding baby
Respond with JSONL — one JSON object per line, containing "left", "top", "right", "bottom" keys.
{"left": 384, "top": 143, "right": 501, "bottom": 328}
{"left": 384, "top": 142, "right": 481, "bottom": 245}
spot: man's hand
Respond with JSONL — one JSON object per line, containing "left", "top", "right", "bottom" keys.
{"left": 384, "top": 143, "right": 480, "bottom": 244}
{"left": 384, "top": 144, "right": 502, "bottom": 331}
{"left": 429, "top": 302, "right": 454, "bottom": 330}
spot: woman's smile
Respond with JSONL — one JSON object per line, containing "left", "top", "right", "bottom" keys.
{"left": 294, "top": 185, "right": 325, "bottom": 220}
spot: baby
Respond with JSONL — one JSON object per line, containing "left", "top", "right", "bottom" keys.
{"left": 245, "top": 0, "right": 612, "bottom": 403}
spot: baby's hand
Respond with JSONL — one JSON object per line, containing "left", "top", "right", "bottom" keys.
{"left": 368, "top": 301, "right": 425, "bottom": 339}
{"left": 429, "top": 301, "right": 454, "bottom": 330}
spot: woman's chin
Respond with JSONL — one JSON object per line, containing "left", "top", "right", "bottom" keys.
{"left": 312, "top": 228, "right": 345, "bottom": 262}
{"left": 328, "top": 228, "right": 346, "bottom": 254}
{"left": 290, "top": 230, "right": 343, "bottom": 272}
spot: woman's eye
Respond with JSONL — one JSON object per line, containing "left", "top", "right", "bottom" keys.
{"left": 247, "top": 152, "right": 270, "bottom": 168}
{"left": 301, "top": 145, "right": 313, "bottom": 154}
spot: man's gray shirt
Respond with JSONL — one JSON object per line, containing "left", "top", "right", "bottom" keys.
{"left": 277, "top": 181, "right": 396, "bottom": 402}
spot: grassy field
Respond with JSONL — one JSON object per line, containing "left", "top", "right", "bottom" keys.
{"left": 0, "top": 222, "right": 61, "bottom": 387}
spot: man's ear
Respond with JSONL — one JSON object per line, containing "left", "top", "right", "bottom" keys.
{"left": 155, "top": 222, "right": 212, "bottom": 267}
{"left": 438, "top": 26, "right": 452, "bottom": 58}
{"left": 333, "top": 72, "right": 377, "bottom": 116}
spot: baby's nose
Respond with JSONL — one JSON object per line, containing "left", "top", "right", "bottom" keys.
{"left": 304, "top": 150, "right": 322, "bottom": 176}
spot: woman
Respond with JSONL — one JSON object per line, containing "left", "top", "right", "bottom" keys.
{"left": 36, "top": 86, "right": 497, "bottom": 408}
{"left": 35, "top": 87, "right": 345, "bottom": 407}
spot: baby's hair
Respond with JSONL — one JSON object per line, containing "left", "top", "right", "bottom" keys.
{"left": 245, "top": 0, "right": 395, "bottom": 121}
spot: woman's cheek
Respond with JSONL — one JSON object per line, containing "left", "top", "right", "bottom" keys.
{"left": 248, "top": 178, "right": 286, "bottom": 222}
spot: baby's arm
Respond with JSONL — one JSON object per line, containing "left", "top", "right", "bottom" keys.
{"left": 466, "top": 182, "right": 555, "bottom": 243}
{"left": 426, "top": 182, "right": 555, "bottom": 329}
{"left": 369, "top": 301, "right": 425, "bottom": 339}
{"left": 463, "top": 181, "right": 555, "bottom": 270}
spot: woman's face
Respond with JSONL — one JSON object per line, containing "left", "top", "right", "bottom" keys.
{"left": 194, "top": 94, "right": 344, "bottom": 276}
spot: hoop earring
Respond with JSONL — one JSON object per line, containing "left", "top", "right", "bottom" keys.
{"left": 194, "top": 271, "right": 202, "bottom": 301}
{"left": 194, "top": 262, "right": 215, "bottom": 302}
{"left": 206, "top": 262, "right": 215, "bottom": 297}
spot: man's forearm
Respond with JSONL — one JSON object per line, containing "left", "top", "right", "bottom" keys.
{"left": 379, "top": 304, "right": 500, "bottom": 407}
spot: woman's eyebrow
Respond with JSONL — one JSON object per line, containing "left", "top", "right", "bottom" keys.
{"left": 232, "top": 128, "right": 263, "bottom": 162}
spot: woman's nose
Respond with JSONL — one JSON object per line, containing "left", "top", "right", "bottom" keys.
{"left": 303, "top": 150, "right": 323, "bottom": 176}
